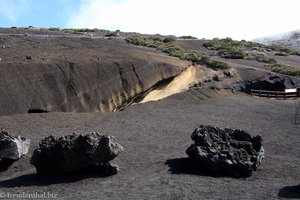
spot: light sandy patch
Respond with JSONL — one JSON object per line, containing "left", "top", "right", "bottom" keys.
{"left": 139, "top": 65, "right": 200, "bottom": 103}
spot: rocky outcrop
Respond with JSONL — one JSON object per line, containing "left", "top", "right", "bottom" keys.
{"left": 0, "top": 35, "right": 188, "bottom": 116}
{"left": 229, "top": 70, "right": 300, "bottom": 93}
{"left": 30, "top": 133, "right": 123, "bottom": 175}
{"left": 186, "top": 125, "right": 264, "bottom": 177}
{"left": 0, "top": 129, "right": 30, "bottom": 171}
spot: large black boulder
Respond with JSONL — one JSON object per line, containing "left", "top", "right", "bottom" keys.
{"left": 186, "top": 125, "right": 264, "bottom": 177}
{"left": 30, "top": 132, "right": 123, "bottom": 175}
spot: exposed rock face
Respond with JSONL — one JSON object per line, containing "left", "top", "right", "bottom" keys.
{"left": 0, "top": 35, "right": 188, "bottom": 116}
{"left": 30, "top": 133, "right": 123, "bottom": 175}
{"left": 186, "top": 125, "right": 264, "bottom": 177}
{"left": 0, "top": 129, "right": 30, "bottom": 171}
{"left": 229, "top": 72, "right": 300, "bottom": 93}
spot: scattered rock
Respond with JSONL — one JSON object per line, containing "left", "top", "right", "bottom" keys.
{"left": 97, "top": 161, "right": 119, "bottom": 176}
{"left": 223, "top": 71, "right": 232, "bottom": 77}
{"left": 30, "top": 132, "right": 123, "bottom": 175}
{"left": 26, "top": 56, "right": 32, "bottom": 59}
{"left": 209, "top": 86, "right": 221, "bottom": 90}
{"left": 186, "top": 125, "right": 264, "bottom": 177}
{"left": 0, "top": 129, "right": 30, "bottom": 171}
{"left": 212, "top": 75, "right": 221, "bottom": 82}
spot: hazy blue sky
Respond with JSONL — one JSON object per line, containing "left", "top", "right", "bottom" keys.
{"left": 0, "top": 0, "right": 300, "bottom": 40}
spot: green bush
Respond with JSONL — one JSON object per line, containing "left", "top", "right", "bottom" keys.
{"left": 125, "top": 35, "right": 229, "bottom": 70}
{"left": 279, "top": 48, "right": 293, "bottom": 54}
{"left": 149, "top": 37, "right": 163, "bottom": 42}
{"left": 48, "top": 27, "right": 60, "bottom": 31}
{"left": 199, "top": 56, "right": 229, "bottom": 70}
{"left": 290, "top": 51, "right": 300, "bottom": 56}
{"left": 179, "top": 35, "right": 198, "bottom": 39}
{"left": 125, "top": 35, "right": 151, "bottom": 46}
{"left": 161, "top": 43, "right": 184, "bottom": 57}
{"left": 217, "top": 48, "right": 246, "bottom": 59}
{"left": 255, "top": 55, "right": 277, "bottom": 64}
{"left": 163, "top": 36, "right": 176, "bottom": 43}
{"left": 268, "top": 64, "right": 300, "bottom": 76}
{"left": 268, "top": 46, "right": 300, "bottom": 56}
{"left": 203, "top": 38, "right": 247, "bottom": 59}
{"left": 105, "top": 31, "right": 119, "bottom": 37}
{"left": 180, "top": 51, "right": 202, "bottom": 63}
{"left": 62, "top": 28, "right": 103, "bottom": 34}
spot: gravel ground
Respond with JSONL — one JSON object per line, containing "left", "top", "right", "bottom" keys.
{"left": 0, "top": 91, "right": 299, "bottom": 200}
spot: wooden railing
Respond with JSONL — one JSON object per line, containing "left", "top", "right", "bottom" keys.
{"left": 251, "top": 89, "right": 300, "bottom": 99}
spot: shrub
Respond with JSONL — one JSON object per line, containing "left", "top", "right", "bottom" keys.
{"left": 290, "top": 51, "right": 300, "bottom": 56}
{"left": 125, "top": 35, "right": 150, "bottom": 46}
{"left": 200, "top": 56, "right": 229, "bottom": 70}
{"left": 48, "top": 27, "right": 60, "bottom": 31}
{"left": 255, "top": 55, "right": 277, "bottom": 64}
{"left": 161, "top": 43, "right": 184, "bottom": 57}
{"left": 149, "top": 37, "right": 163, "bottom": 42}
{"left": 105, "top": 31, "right": 119, "bottom": 37}
{"left": 180, "top": 51, "right": 202, "bottom": 63}
{"left": 179, "top": 35, "right": 198, "bottom": 39}
{"left": 163, "top": 36, "right": 176, "bottom": 43}
{"left": 217, "top": 48, "right": 246, "bottom": 59}
{"left": 125, "top": 35, "right": 230, "bottom": 70}
{"left": 62, "top": 28, "right": 103, "bottom": 34}
{"left": 268, "top": 64, "right": 300, "bottom": 76}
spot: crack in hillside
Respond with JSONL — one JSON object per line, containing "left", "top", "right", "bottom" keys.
{"left": 129, "top": 62, "right": 144, "bottom": 90}
{"left": 65, "top": 62, "right": 78, "bottom": 109}
{"left": 115, "top": 62, "right": 129, "bottom": 97}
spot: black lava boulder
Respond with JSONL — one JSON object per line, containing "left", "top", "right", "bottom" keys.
{"left": 186, "top": 125, "right": 264, "bottom": 177}
{"left": 30, "top": 132, "right": 123, "bottom": 175}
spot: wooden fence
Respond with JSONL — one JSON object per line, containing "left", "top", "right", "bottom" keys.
{"left": 251, "top": 89, "right": 300, "bottom": 99}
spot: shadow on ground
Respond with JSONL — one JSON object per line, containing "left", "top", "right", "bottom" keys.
{"left": 165, "top": 158, "right": 223, "bottom": 177}
{"left": 278, "top": 184, "right": 300, "bottom": 198}
{"left": 0, "top": 167, "right": 114, "bottom": 187}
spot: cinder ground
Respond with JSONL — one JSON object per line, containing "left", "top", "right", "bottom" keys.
{"left": 0, "top": 28, "right": 299, "bottom": 200}
{"left": 0, "top": 92, "right": 299, "bottom": 200}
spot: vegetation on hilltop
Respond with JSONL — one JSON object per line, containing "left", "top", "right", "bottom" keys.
{"left": 179, "top": 35, "right": 198, "bottom": 39}
{"left": 125, "top": 35, "right": 229, "bottom": 70}
{"left": 62, "top": 28, "right": 106, "bottom": 34}
{"left": 267, "top": 64, "right": 300, "bottom": 76}
{"left": 202, "top": 38, "right": 300, "bottom": 76}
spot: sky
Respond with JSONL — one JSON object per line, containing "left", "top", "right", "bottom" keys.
{"left": 0, "top": 0, "right": 300, "bottom": 40}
